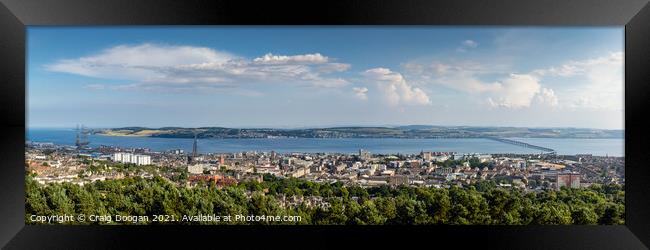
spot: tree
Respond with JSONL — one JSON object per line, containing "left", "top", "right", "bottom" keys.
{"left": 357, "top": 200, "right": 386, "bottom": 225}
{"left": 248, "top": 192, "right": 272, "bottom": 224}
{"left": 533, "top": 202, "right": 572, "bottom": 225}
{"left": 570, "top": 203, "right": 598, "bottom": 224}
{"left": 474, "top": 180, "right": 497, "bottom": 192}
{"left": 43, "top": 185, "right": 75, "bottom": 223}
{"left": 598, "top": 203, "right": 624, "bottom": 225}
{"left": 449, "top": 187, "right": 490, "bottom": 224}
{"left": 486, "top": 188, "right": 522, "bottom": 225}
{"left": 343, "top": 198, "right": 362, "bottom": 225}
{"left": 24, "top": 173, "right": 624, "bottom": 226}
{"left": 339, "top": 187, "right": 350, "bottom": 199}
{"left": 375, "top": 197, "right": 397, "bottom": 224}
{"left": 392, "top": 195, "right": 428, "bottom": 225}
{"left": 25, "top": 175, "right": 51, "bottom": 222}
{"left": 416, "top": 188, "right": 450, "bottom": 224}
{"left": 178, "top": 171, "right": 188, "bottom": 182}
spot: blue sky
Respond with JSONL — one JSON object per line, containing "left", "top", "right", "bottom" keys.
{"left": 27, "top": 27, "right": 624, "bottom": 129}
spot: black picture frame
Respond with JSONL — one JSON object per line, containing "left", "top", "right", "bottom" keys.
{"left": 1, "top": 0, "right": 649, "bottom": 249}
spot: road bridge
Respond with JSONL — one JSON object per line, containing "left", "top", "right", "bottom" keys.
{"left": 486, "top": 137, "right": 556, "bottom": 154}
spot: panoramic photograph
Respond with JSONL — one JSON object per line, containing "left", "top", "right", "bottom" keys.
{"left": 25, "top": 27, "right": 624, "bottom": 225}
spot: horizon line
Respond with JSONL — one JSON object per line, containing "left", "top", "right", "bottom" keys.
{"left": 26, "top": 124, "right": 625, "bottom": 131}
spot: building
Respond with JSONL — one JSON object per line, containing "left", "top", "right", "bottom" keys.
{"left": 406, "top": 160, "right": 421, "bottom": 168}
{"left": 282, "top": 158, "right": 294, "bottom": 165}
{"left": 435, "top": 167, "right": 453, "bottom": 175}
{"left": 452, "top": 154, "right": 465, "bottom": 160}
{"left": 432, "top": 155, "right": 450, "bottom": 162}
{"left": 133, "top": 148, "right": 150, "bottom": 154}
{"left": 113, "top": 152, "right": 126, "bottom": 162}
{"left": 421, "top": 151, "right": 433, "bottom": 161}
{"left": 332, "top": 164, "right": 346, "bottom": 173}
{"left": 388, "top": 175, "right": 409, "bottom": 186}
{"left": 519, "top": 161, "right": 527, "bottom": 169}
{"left": 290, "top": 167, "right": 310, "bottom": 178}
{"left": 188, "top": 133, "right": 199, "bottom": 164}
{"left": 169, "top": 149, "right": 184, "bottom": 155}
{"left": 134, "top": 154, "right": 151, "bottom": 166}
{"left": 188, "top": 175, "right": 238, "bottom": 187}
{"left": 381, "top": 170, "right": 395, "bottom": 176}
{"left": 477, "top": 154, "right": 493, "bottom": 163}
{"left": 535, "top": 161, "right": 566, "bottom": 170}
{"left": 192, "top": 133, "right": 198, "bottom": 158}
{"left": 113, "top": 152, "right": 151, "bottom": 166}
{"left": 359, "top": 149, "right": 371, "bottom": 160}
{"left": 188, "top": 164, "right": 206, "bottom": 174}
{"left": 556, "top": 172, "right": 581, "bottom": 190}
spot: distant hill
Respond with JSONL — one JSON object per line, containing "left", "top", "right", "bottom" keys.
{"left": 94, "top": 126, "right": 623, "bottom": 139}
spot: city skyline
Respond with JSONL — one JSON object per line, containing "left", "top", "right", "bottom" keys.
{"left": 28, "top": 27, "right": 624, "bottom": 129}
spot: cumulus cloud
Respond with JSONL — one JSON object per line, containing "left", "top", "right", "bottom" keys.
{"left": 402, "top": 51, "right": 622, "bottom": 110}
{"left": 46, "top": 43, "right": 351, "bottom": 92}
{"left": 404, "top": 61, "right": 554, "bottom": 109}
{"left": 362, "top": 68, "right": 430, "bottom": 106}
{"left": 353, "top": 87, "right": 369, "bottom": 100}
{"left": 383, "top": 62, "right": 544, "bottom": 108}
{"left": 534, "top": 88, "right": 559, "bottom": 107}
{"left": 486, "top": 74, "right": 542, "bottom": 108}
{"left": 532, "top": 52, "right": 623, "bottom": 110}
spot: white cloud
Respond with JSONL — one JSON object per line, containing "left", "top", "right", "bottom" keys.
{"left": 401, "top": 52, "right": 622, "bottom": 111}
{"left": 253, "top": 53, "right": 329, "bottom": 64}
{"left": 404, "top": 61, "right": 553, "bottom": 109}
{"left": 403, "top": 60, "right": 508, "bottom": 90}
{"left": 46, "top": 43, "right": 234, "bottom": 81}
{"left": 457, "top": 40, "right": 479, "bottom": 52}
{"left": 352, "top": 87, "right": 368, "bottom": 100}
{"left": 533, "top": 88, "right": 559, "bottom": 107}
{"left": 462, "top": 40, "right": 478, "bottom": 48}
{"left": 486, "top": 74, "right": 542, "bottom": 108}
{"left": 362, "top": 68, "right": 430, "bottom": 106}
{"left": 316, "top": 63, "right": 352, "bottom": 73}
{"left": 310, "top": 78, "right": 350, "bottom": 88}
{"left": 533, "top": 52, "right": 622, "bottom": 77}
{"left": 533, "top": 52, "right": 623, "bottom": 110}
{"left": 46, "top": 43, "right": 351, "bottom": 92}
{"left": 438, "top": 74, "right": 502, "bottom": 93}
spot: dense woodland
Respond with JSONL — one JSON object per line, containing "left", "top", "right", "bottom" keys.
{"left": 25, "top": 174, "right": 625, "bottom": 225}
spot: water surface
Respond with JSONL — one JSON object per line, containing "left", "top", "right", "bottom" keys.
{"left": 26, "top": 129, "right": 624, "bottom": 156}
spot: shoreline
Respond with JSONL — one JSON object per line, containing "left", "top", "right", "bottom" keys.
{"left": 92, "top": 132, "right": 624, "bottom": 140}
